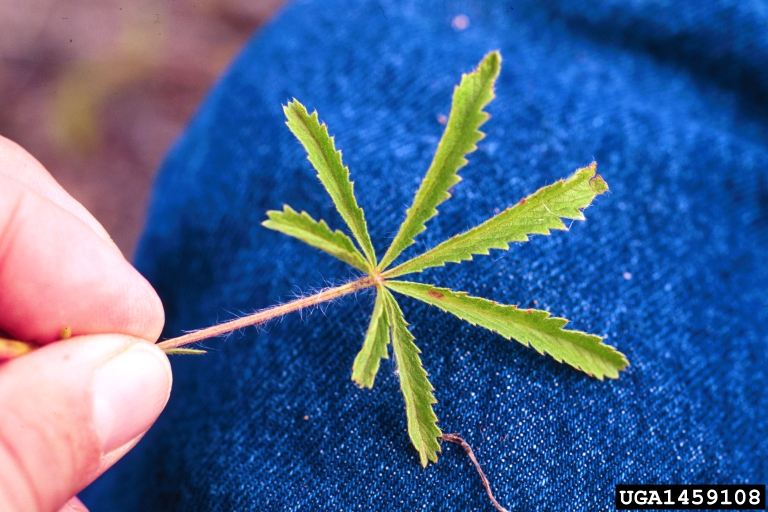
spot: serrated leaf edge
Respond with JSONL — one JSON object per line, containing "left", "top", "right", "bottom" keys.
{"left": 385, "top": 280, "right": 629, "bottom": 380}
{"left": 378, "top": 51, "right": 501, "bottom": 270}
{"left": 284, "top": 99, "right": 378, "bottom": 268}
{"left": 351, "top": 287, "right": 390, "bottom": 388}
{"left": 381, "top": 287, "right": 442, "bottom": 466}
{"left": 263, "top": 205, "right": 370, "bottom": 272}
{"left": 384, "top": 163, "right": 608, "bottom": 278}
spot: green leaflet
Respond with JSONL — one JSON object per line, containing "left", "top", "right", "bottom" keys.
{"left": 351, "top": 287, "right": 390, "bottom": 388}
{"left": 381, "top": 287, "right": 442, "bottom": 466}
{"left": 384, "top": 163, "right": 608, "bottom": 278}
{"left": 263, "top": 205, "right": 370, "bottom": 272}
{"left": 377, "top": 51, "right": 501, "bottom": 270}
{"left": 284, "top": 100, "right": 377, "bottom": 268}
{"left": 386, "top": 280, "right": 628, "bottom": 380}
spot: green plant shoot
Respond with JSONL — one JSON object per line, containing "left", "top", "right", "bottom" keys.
{"left": 262, "top": 50, "right": 628, "bottom": 466}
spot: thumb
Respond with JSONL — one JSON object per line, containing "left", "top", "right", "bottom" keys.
{"left": 0, "top": 335, "right": 172, "bottom": 512}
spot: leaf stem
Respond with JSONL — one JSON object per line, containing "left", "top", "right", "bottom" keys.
{"left": 156, "top": 275, "right": 377, "bottom": 351}
{"left": 0, "top": 337, "right": 38, "bottom": 361}
{"left": 442, "top": 433, "right": 509, "bottom": 512}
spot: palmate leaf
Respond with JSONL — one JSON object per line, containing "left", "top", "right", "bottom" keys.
{"left": 284, "top": 100, "right": 377, "bottom": 268}
{"left": 263, "top": 205, "right": 369, "bottom": 272}
{"left": 386, "top": 280, "right": 628, "bottom": 380}
{"left": 377, "top": 51, "right": 501, "bottom": 270}
{"left": 351, "top": 287, "right": 389, "bottom": 388}
{"left": 381, "top": 287, "right": 441, "bottom": 467}
{"left": 384, "top": 163, "right": 608, "bottom": 278}
{"left": 248, "top": 51, "right": 627, "bottom": 473}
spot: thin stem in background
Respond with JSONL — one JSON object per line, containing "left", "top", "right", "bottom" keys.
{"left": 442, "top": 433, "right": 510, "bottom": 512}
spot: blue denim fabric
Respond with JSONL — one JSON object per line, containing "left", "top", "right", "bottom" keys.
{"left": 81, "top": 0, "right": 768, "bottom": 510}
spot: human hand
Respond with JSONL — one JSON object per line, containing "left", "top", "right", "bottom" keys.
{"left": 0, "top": 136, "right": 171, "bottom": 512}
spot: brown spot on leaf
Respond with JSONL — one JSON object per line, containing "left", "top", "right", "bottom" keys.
{"left": 427, "top": 291, "right": 444, "bottom": 299}
{"left": 520, "top": 198, "right": 526, "bottom": 204}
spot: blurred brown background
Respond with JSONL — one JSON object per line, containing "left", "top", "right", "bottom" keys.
{"left": 0, "top": 0, "right": 286, "bottom": 257}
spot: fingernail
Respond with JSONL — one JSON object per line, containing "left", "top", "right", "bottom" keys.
{"left": 92, "top": 345, "right": 172, "bottom": 453}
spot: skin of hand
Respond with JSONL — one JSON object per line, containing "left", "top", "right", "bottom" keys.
{"left": 0, "top": 136, "right": 171, "bottom": 512}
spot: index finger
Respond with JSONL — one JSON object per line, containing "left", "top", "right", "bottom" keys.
{"left": 0, "top": 149, "right": 163, "bottom": 345}
{"left": 0, "top": 136, "right": 117, "bottom": 250}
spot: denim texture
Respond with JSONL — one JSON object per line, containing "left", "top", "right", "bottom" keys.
{"left": 81, "top": 0, "right": 768, "bottom": 510}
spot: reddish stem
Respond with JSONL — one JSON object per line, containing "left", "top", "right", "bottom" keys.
{"left": 442, "top": 433, "right": 509, "bottom": 512}
{"left": 156, "top": 275, "right": 376, "bottom": 351}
